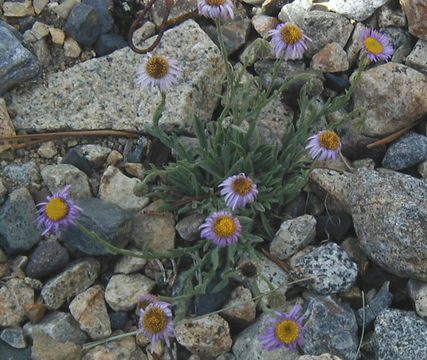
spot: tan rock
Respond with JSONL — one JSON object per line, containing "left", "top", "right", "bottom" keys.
{"left": 64, "top": 37, "right": 81, "bottom": 58}
{"left": 221, "top": 286, "right": 256, "bottom": 326}
{"left": 3, "top": 1, "right": 35, "bottom": 17}
{"left": 33, "top": 0, "right": 49, "bottom": 15}
{"left": 400, "top": 0, "right": 427, "bottom": 40}
{"left": 54, "top": 0, "right": 78, "bottom": 19}
{"left": 82, "top": 336, "right": 146, "bottom": 360}
{"left": 31, "top": 330, "right": 82, "bottom": 360}
{"left": 32, "top": 21, "right": 49, "bottom": 40}
{"left": 0, "top": 98, "right": 15, "bottom": 155}
{"left": 0, "top": 278, "right": 34, "bottom": 327}
{"left": 311, "top": 42, "right": 349, "bottom": 72}
{"left": 49, "top": 27, "right": 65, "bottom": 45}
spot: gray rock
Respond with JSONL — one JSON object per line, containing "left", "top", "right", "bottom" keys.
{"left": 176, "top": 212, "right": 205, "bottom": 242}
{"left": 355, "top": 282, "right": 393, "bottom": 327}
{"left": 270, "top": 215, "right": 316, "bottom": 260}
{"left": 375, "top": 309, "right": 427, "bottom": 359}
{"left": 407, "top": 279, "right": 427, "bottom": 318}
{"left": 254, "top": 59, "right": 307, "bottom": 89}
{"left": 279, "top": 0, "right": 313, "bottom": 26}
{"left": 406, "top": 39, "right": 427, "bottom": 72}
{"left": 113, "top": 252, "right": 146, "bottom": 274}
{"left": 2, "top": 160, "right": 40, "bottom": 186}
{"left": 380, "top": 27, "right": 415, "bottom": 64}
{"left": 79, "top": 144, "right": 111, "bottom": 167}
{"left": 41, "top": 258, "right": 100, "bottom": 309}
{"left": 150, "top": 0, "right": 197, "bottom": 26}
{"left": 302, "top": 11, "right": 353, "bottom": 58}
{"left": 302, "top": 296, "right": 358, "bottom": 360}
{"left": 0, "top": 177, "right": 6, "bottom": 205}
{"left": 94, "top": 33, "right": 127, "bottom": 56}
{"left": 31, "top": 331, "right": 82, "bottom": 360}
{"left": 64, "top": 3, "right": 101, "bottom": 46}
{"left": 41, "top": 164, "right": 91, "bottom": 199}
{"left": 0, "top": 187, "right": 41, "bottom": 255}
{"left": 382, "top": 132, "right": 427, "bottom": 170}
{"left": 400, "top": 0, "right": 427, "bottom": 41}
{"left": 0, "top": 340, "right": 31, "bottom": 360}
{"left": 232, "top": 313, "right": 300, "bottom": 360}
{"left": 25, "top": 240, "right": 70, "bottom": 279}
{"left": 292, "top": 242, "right": 358, "bottom": 294}
{"left": 221, "top": 286, "right": 256, "bottom": 327}
{"left": 54, "top": 0, "right": 79, "bottom": 19}
{"left": 9, "top": 20, "right": 225, "bottom": 135}
{"left": 298, "top": 354, "right": 343, "bottom": 360}
{"left": 61, "top": 198, "right": 131, "bottom": 256}
{"left": 352, "top": 63, "right": 427, "bottom": 137}
{"left": 378, "top": 3, "right": 407, "bottom": 28}
{"left": 0, "top": 278, "right": 34, "bottom": 327}
{"left": 251, "top": 15, "right": 278, "bottom": 38}
{"left": 325, "top": 0, "right": 389, "bottom": 21}
{"left": 0, "top": 327, "right": 26, "bottom": 349}
{"left": 23, "top": 311, "right": 87, "bottom": 345}
{"left": 82, "top": 0, "right": 113, "bottom": 34}
{"left": 37, "top": 141, "right": 58, "bottom": 159}
{"left": 418, "top": 160, "right": 427, "bottom": 179}
{"left": 0, "top": 23, "right": 39, "bottom": 94}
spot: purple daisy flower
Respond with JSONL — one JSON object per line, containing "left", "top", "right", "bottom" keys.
{"left": 136, "top": 294, "right": 159, "bottom": 314}
{"left": 260, "top": 305, "right": 305, "bottom": 351}
{"left": 198, "top": 0, "right": 234, "bottom": 20}
{"left": 138, "top": 300, "right": 175, "bottom": 352}
{"left": 136, "top": 54, "right": 181, "bottom": 92}
{"left": 199, "top": 210, "right": 241, "bottom": 247}
{"left": 219, "top": 173, "right": 258, "bottom": 211}
{"left": 37, "top": 185, "right": 82, "bottom": 235}
{"left": 268, "top": 23, "right": 311, "bottom": 60}
{"left": 305, "top": 130, "right": 342, "bottom": 161}
{"left": 360, "top": 28, "right": 393, "bottom": 62}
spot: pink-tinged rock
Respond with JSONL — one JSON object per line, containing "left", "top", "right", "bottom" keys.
{"left": 311, "top": 43, "right": 349, "bottom": 72}
{"left": 400, "top": 0, "right": 427, "bottom": 40}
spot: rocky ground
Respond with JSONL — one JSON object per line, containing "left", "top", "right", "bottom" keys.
{"left": 1, "top": 0, "right": 427, "bottom": 359}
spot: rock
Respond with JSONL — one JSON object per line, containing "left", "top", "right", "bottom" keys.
{"left": 341, "top": 237, "right": 369, "bottom": 275}
{"left": 131, "top": 200, "right": 175, "bottom": 251}
{"left": 315, "top": 213, "right": 352, "bottom": 241}
{"left": 64, "top": 3, "right": 101, "bottom": 46}
{"left": 150, "top": 0, "right": 197, "bottom": 26}
{"left": 32, "top": 38, "right": 51, "bottom": 67}
{"left": 37, "top": 141, "right": 58, "bottom": 158}
{"left": 49, "top": 27, "right": 65, "bottom": 45}
{"left": 41, "top": 258, "right": 100, "bottom": 310}
{"left": 69, "top": 285, "right": 111, "bottom": 340}
{"left": 64, "top": 37, "right": 81, "bottom": 58}
{"left": 0, "top": 187, "right": 40, "bottom": 255}
{"left": 3, "top": 160, "right": 40, "bottom": 186}
{"left": 0, "top": 97, "right": 15, "bottom": 154}
{"left": 298, "top": 354, "right": 343, "bottom": 360}
{"left": 239, "top": 38, "right": 275, "bottom": 66}
{"left": 382, "top": 132, "right": 427, "bottom": 170}
{"left": 94, "top": 33, "right": 127, "bottom": 56}
{"left": 109, "top": 311, "right": 129, "bottom": 330}
{"left": 279, "top": 0, "right": 312, "bottom": 26}
{"left": 292, "top": 242, "right": 358, "bottom": 294}
{"left": 303, "top": 11, "right": 353, "bottom": 58}
{"left": 311, "top": 43, "right": 349, "bottom": 72}
{"left": 131, "top": 20, "right": 156, "bottom": 48}
{"left": 0, "top": 22, "right": 39, "bottom": 94}
{"left": 0, "top": 278, "right": 34, "bottom": 327}
{"left": 99, "top": 166, "right": 149, "bottom": 211}
{"left": 62, "top": 148, "right": 94, "bottom": 176}
{"left": 32, "top": 21, "right": 49, "bottom": 40}
{"left": 3, "top": 1, "right": 34, "bottom": 17}
{"left": 345, "top": 22, "right": 366, "bottom": 67}
{"left": 400, "top": 0, "right": 427, "bottom": 40}
{"left": 375, "top": 309, "right": 427, "bottom": 359}
{"left": 176, "top": 212, "right": 205, "bottom": 242}
{"left": 41, "top": 164, "right": 91, "bottom": 198}
{"left": 54, "top": 0, "right": 79, "bottom": 19}
{"left": 106, "top": 150, "right": 123, "bottom": 165}
{"left": 24, "top": 311, "right": 87, "bottom": 344}
{"left": 325, "top": 0, "right": 389, "bottom": 21}
{"left": 251, "top": 15, "right": 278, "bottom": 38}
{"left": 62, "top": 198, "right": 131, "bottom": 256}
{"left": 79, "top": 144, "right": 111, "bottom": 167}
{"left": 270, "top": 215, "right": 316, "bottom": 260}
{"left": 355, "top": 282, "right": 393, "bottom": 327}
{"left": 82, "top": 0, "right": 114, "bottom": 34}
{"left": 82, "top": 336, "right": 146, "bottom": 360}
{"left": 262, "top": 0, "right": 289, "bottom": 16}
{"left": 33, "top": 0, "right": 49, "bottom": 15}
{"left": 0, "top": 340, "right": 31, "bottom": 359}
{"left": 380, "top": 27, "right": 414, "bottom": 63}
{"left": 31, "top": 331, "right": 82, "bottom": 360}
{"left": 406, "top": 39, "right": 427, "bottom": 72}
{"left": 302, "top": 296, "right": 358, "bottom": 359}
{"left": 105, "top": 273, "right": 155, "bottom": 311}
{"left": 113, "top": 252, "right": 146, "bottom": 274}
{"left": 175, "top": 314, "right": 232, "bottom": 358}
{"left": 221, "top": 286, "right": 256, "bottom": 327}
{"left": 232, "top": 313, "right": 300, "bottom": 360}
{"left": 418, "top": 160, "right": 427, "bottom": 178}
{"left": 407, "top": 279, "right": 427, "bottom": 318}
{"left": 254, "top": 59, "right": 306, "bottom": 90}
{"left": 25, "top": 240, "right": 70, "bottom": 279}
{"left": 0, "top": 327, "right": 26, "bottom": 349}
{"left": 378, "top": 3, "right": 407, "bottom": 28}
{"left": 23, "top": 303, "right": 46, "bottom": 323}
{"left": 9, "top": 20, "right": 225, "bottom": 135}
{"left": 353, "top": 63, "right": 427, "bottom": 137}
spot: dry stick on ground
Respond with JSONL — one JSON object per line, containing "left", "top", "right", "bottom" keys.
{"left": 366, "top": 120, "right": 423, "bottom": 149}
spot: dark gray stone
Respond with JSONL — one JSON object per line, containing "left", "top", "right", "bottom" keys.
{"left": 0, "top": 327, "right": 26, "bottom": 349}
{"left": 109, "top": 311, "right": 129, "bottom": 330}
{"left": 64, "top": 3, "right": 101, "bottom": 46}
{"left": 382, "top": 132, "right": 427, "bottom": 170}
{"left": 25, "top": 240, "right": 70, "bottom": 279}
{"left": 356, "top": 282, "right": 393, "bottom": 328}
{"left": 302, "top": 296, "right": 358, "bottom": 360}
{"left": 82, "top": 0, "right": 114, "bottom": 34}
{"left": 292, "top": 242, "right": 358, "bottom": 294}
{"left": 61, "top": 198, "right": 131, "bottom": 255}
{"left": 0, "top": 23, "right": 39, "bottom": 95}
{"left": 0, "top": 340, "right": 31, "bottom": 360}
{"left": 0, "top": 188, "right": 41, "bottom": 255}
{"left": 315, "top": 213, "right": 353, "bottom": 241}
{"left": 61, "top": 148, "right": 94, "bottom": 176}
{"left": 94, "top": 33, "right": 127, "bottom": 57}
{"left": 375, "top": 309, "right": 427, "bottom": 360}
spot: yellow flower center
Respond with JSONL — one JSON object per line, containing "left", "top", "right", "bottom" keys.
{"left": 145, "top": 56, "right": 169, "bottom": 79}
{"left": 318, "top": 131, "right": 341, "bottom": 150}
{"left": 275, "top": 319, "right": 300, "bottom": 345}
{"left": 213, "top": 216, "right": 237, "bottom": 238}
{"left": 364, "top": 37, "right": 384, "bottom": 55}
{"left": 206, "top": 0, "right": 226, "bottom": 5}
{"left": 280, "top": 24, "right": 303, "bottom": 45}
{"left": 143, "top": 307, "right": 168, "bottom": 334}
{"left": 232, "top": 178, "right": 253, "bottom": 195}
{"left": 45, "top": 198, "right": 69, "bottom": 222}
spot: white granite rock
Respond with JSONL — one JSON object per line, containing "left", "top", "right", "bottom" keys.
{"left": 324, "top": 0, "right": 389, "bottom": 21}
{"left": 406, "top": 39, "right": 427, "bottom": 72}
